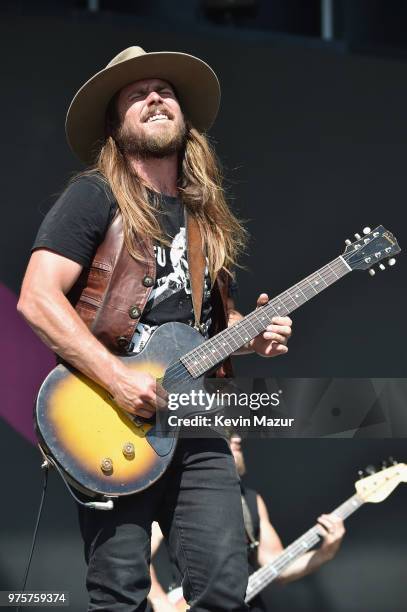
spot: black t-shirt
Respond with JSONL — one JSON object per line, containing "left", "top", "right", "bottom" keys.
{"left": 32, "top": 173, "right": 213, "bottom": 351}
{"left": 32, "top": 173, "right": 117, "bottom": 269}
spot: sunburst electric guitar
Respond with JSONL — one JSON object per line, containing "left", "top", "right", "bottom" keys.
{"left": 165, "top": 461, "right": 407, "bottom": 610}
{"left": 35, "top": 226, "right": 400, "bottom": 500}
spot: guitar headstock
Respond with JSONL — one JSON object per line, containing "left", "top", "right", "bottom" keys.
{"left": 355, "top": 459, "right": 407, "bottom": 503}
{"left": 343, "top": 226, "right": 401, "bottom": 276}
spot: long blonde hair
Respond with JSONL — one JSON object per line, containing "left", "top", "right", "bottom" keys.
{"left": 88, "top": 125, "right": 247, "bottom": 280}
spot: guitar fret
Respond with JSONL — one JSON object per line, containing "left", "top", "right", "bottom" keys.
{"left": 327, "top": 261, "right": 340, "bottom": 279}
{"left": 234, "top": 326, "right": 251, "bottom": 344}
{"left": 316, "top": 270, "right": 329, "bottom": 286}
{"left": 293, "top": 283, "right": 308, "bottom": 302}
{"left": 255, "top": 310, "right": 272, "bottom": 324}
{"left": 243, "top": 317, "right": 264, "bottom": 337}
{"left": 251, "top": 316, "right": 266, "bottom": 333}
{"left": 212, "top": 337, "right": 234, "bottom": 355}
{"left": 309, "top": 278, "right": 319, "bottom": 293}
{"left": 285, "top": 289, "right": 301, "bottom": 310}
{"left": 272, "top": 297, "right": 289, "bottom": 315}
{"left": 221, "top": 329, "right": 242, "bottom": 351}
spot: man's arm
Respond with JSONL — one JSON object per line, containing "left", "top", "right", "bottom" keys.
{"left": 227, "top": 294, "right": 292, "bottom": 357}
{"left": 256, "top": 494, "right": 285, "bottom": 565}
{"left": 17, "top": 249, "right": 167, "bottom": 417}
{"left": 256, "top": 494, "right": 345, "bottom": 583}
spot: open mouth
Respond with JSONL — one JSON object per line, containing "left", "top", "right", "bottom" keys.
{"left": 145, "top": 112, "right": 170, "bottom": 123}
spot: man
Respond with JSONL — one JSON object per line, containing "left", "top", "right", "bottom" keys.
{"left": 18, "top": 47, "right": 292, "bottom": 611}
{"left": 148, "top": 435, "right": 345, "bottom": 611}
{"left": 229, "top": 434, "right": 345, "bottom": 611}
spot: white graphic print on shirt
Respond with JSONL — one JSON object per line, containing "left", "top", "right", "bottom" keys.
{"left": 147, "top": 227, "right": 191, "bottom": 310}
{"left": 131, "top": 226, "right": 211, "bottom": 353}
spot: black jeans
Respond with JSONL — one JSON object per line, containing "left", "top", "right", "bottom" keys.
{"left": 78, "top": 437, "right": 249, "bottom": 611}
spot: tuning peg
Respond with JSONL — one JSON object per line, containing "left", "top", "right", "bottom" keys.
{"left": 388, "top": 258, "right": 396, "bottom": 266}
{"left": 363, "top": 227, "right": 371, "bottom": 235}
{"left": 345, "top": 239, "right": 352, "bottom": 246}
{"left": 365, "top": 465, "right": 377, "bottom": 476}
{"left": 357, "top": 469, "right": 364, "bottom": 479}
{"left": 388, "top": 456, "right": 397, "bottom": 465}
{"left": 381, "top": 460, "right": 388, "bottom": 469}
{"left": 368, "top": 269, "right": 376, "bottom": 276}
{"left": 354, "top": 233, "right": 362, "bottom": 240}
{"left": 379, "top": 263, "right": 386, "bottom": 271}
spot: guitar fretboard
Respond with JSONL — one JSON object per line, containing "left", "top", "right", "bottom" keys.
{"left": 181, "top": 256, "right": 351, "bottom": 378}
{"left": 245, "top": 493, "right": 364, "bottom": 603}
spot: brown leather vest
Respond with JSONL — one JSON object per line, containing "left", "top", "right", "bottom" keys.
{"left": 67, "top": 213, "right": 233, "bottom": 376}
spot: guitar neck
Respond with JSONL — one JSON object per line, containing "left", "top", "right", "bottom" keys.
{"left": 245, "top": 493, "right": 364, "bottom": 603}
{"left": 181, "top": 256, "right": 351, "bottom": 377}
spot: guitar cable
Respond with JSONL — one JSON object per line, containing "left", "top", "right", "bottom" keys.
{"left": 45, "top": 454, "right": 115, "bottom": 510}
{"left": 17, "top": 455, "right": 114, "bottom": 611}
{"left": 16, "top": 459, "right": 49, "bottom": 612}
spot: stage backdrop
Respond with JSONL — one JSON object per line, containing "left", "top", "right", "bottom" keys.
{"left": 1, "top": 12, "right": 406, "bottom": 612}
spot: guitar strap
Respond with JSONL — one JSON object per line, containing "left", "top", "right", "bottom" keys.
{"left": 241, "top": 494, "right": 260, "bottom": 551}
{"left": 185, "top": 209, "right": 206, "bottom": 333}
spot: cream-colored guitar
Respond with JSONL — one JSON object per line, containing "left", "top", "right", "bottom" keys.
{"left": 162, "top": 461, "right": 407, "bottom": 610}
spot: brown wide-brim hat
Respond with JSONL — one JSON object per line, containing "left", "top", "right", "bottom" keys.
{"left": 65, "top": 46, "right": 221, "bottom": 165}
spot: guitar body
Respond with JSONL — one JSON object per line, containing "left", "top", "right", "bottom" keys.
{"left": 35, "top": 322, "right": 207, "bottom": 498}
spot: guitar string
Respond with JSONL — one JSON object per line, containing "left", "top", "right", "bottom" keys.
{"left": 161, "top": 265, "right": 348, "bottom": 389}
{"left": 247, "top": 498, "right": 362, "bottom": 599}
{"left": 163, "top": 295, "right": 335, "bottom": 388}
{"left": 249, "top": 531, "right": 322, "bottom": 594}
{"left": 169, "top": 243, "right": 377, "bottom": 381}
{"left": 180, "top": 261, "right": 347, "bottom": 371}
{"left": 251, "top": 496, "right": 363, "bottom": 588}
{"left": 159, "top": 258, "right": 350, "bottom": 389}
{"left": 248, "top": 503, "right": 361, "bottom": 598}
{"left": 155, "top": 246, "right": 378, "bottom": 391}
{"left": 136, "top": 244, "right": 379, "bottom": 430}
{"left": 247, "top": 534, "right": 321, "bottom": 600}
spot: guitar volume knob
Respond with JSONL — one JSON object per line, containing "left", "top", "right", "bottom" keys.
{"left": 123, "top": 442, "right": 135, "bottom": 459}
{"left": 100, "top": 458, "right": 113, "bottom": 474}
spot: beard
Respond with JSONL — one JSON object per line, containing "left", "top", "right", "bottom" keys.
{"left": 115, "top": 115, "right": 187, "bottom": 159}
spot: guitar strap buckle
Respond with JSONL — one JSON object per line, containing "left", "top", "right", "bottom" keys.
{"left": 193, "top": 322, "right": 207, "bottom": 336}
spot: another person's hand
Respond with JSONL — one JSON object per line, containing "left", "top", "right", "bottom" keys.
{"left": 250, "top": 293, "right": 292, "bottom": 357}
{"left": 316, "top": 513, "right": 346, "bottom": 561}
{"left": 150, "top": 596, "right": 180, "bottom": 612}
{"left": 109, "top": 363, "right": 167, "bottom": 418}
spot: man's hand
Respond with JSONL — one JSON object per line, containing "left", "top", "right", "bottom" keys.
{"left": 277, "top": 512, "right": 345, "bottom": 583}
{"left": 150, "top": 596, "right": 179, "bottom": 612}
{"left": 250, "top": 293, "right": 292, "bottom": 357}
{"left": 17, "top": 249, "right": 170, "bottom": 420}
{"left": 109, "top": 363, "right": 168, "bottom": 419}
{"left": 316, "top": 513, "right": 346, "bottom": 561}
